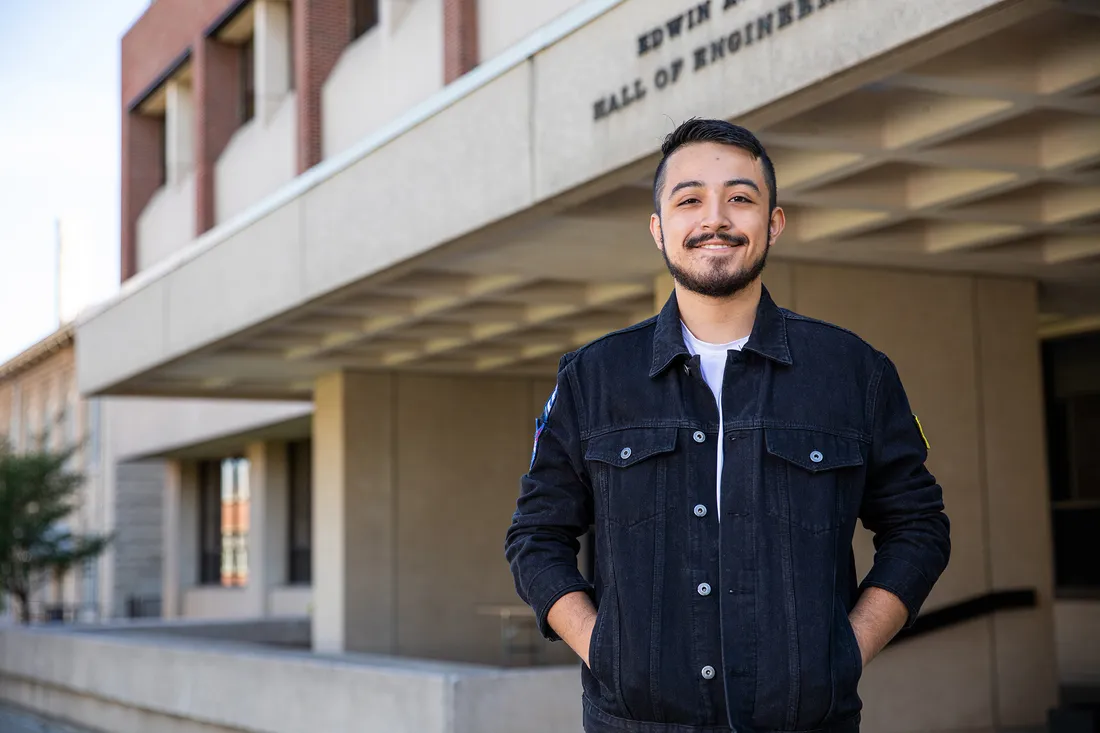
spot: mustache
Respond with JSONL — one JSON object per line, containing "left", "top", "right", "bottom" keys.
{"left": 684, "top": 231, "right": 750, "bottom": 249}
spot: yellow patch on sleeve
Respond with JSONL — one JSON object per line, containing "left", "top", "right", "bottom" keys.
{"left": 913, "top": 414, "right": 930, "bottom": 451}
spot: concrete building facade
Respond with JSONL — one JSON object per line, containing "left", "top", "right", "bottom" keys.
{"left": 1, "top": 0, "right": 1098, "bottom": 731}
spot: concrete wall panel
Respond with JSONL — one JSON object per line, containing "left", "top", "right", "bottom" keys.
{"left": 323, "top": 0, "right": 444, "bottom": 159}
{"left": 395, "top": 374, "right": 535, "bottom": 664}
{"left": 76, "top": 281, "right": 168, "bottom": 397}
{"left": 1055, "top": 600, "right": 1100, "bottom": 686}
{"left": 137, "top": 175, "right": 197, "bottom": 272}
{"left": 302, "top": 63, "right": 533, "bottom": 298}
{"left": 477, "top": 0, "right": 584, "bottom": 62}
{"left": 183, "top": 589, "right": 254, "bottom": 619}
{"left": 167, "top": 200, "right": 304, "bottom": 357}
{"left": 269, "top": 587, "right": 312, "bottom": 617}
{"left": 531, "top": 0, "right": 1016, "bottom": 202}
{"left": 215, "top": 94, "right": 298, "bottom": 226}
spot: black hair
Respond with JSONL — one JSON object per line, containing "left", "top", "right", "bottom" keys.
{"left": 652, "top": 118, "right": 777, "bottom": 214}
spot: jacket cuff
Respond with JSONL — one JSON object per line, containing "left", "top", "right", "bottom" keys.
{"left": 859, "top": 555, "right": 935, "bottom": 629}
{"left": 528, "top": 563, "right": 592, "bottom": 641}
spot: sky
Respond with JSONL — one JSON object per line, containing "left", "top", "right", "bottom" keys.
{"left": 0, "top": 0, "right": 150, "bottom": 364}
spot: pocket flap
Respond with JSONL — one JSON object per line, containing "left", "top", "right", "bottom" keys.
{"left": 586, "top": 427, "right": 678, "bottom": 468}
{"left": 765, "top": 428, "right": 864, "bottom": 472}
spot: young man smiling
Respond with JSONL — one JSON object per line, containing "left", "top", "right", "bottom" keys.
{"left": 505, "top": 118, "right": 951, "bottom": 733}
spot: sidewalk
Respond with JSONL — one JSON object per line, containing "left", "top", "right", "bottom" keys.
{"left": 0, "top": 704, "right": 95, "bottom": 733}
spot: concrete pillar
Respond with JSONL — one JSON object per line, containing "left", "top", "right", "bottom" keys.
{"left": 255, "top": 0, "right": 291, "bottom": 123}
{"left": 164, "top": 80, "right": 194, "bottom": 185}
{"left": 244, "top": 440, "right": 290, "bottom": 616}
{"left": 162, "top": 460, "right": 198, "bottom": 619}
{"left": 312, "top": 372, "right": 396, "bottom": 653}
{"left": 975, "top": 278, "right": 1059, "bottom": 726}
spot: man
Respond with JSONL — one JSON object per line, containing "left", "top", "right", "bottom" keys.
{"left": 504, "top": 118, "right": 950, "bottom": 733}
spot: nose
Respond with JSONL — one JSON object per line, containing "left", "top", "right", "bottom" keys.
{"left": 699, "top": 198, "right": 731, "bottom": 233}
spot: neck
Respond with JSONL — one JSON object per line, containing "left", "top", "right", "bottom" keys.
{"left": 676, "top": 278, "right": 762, "bottom": 344}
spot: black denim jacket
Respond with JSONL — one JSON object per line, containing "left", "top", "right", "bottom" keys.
{"left": 505, "top": 287, "right": 951, "bottom": 733}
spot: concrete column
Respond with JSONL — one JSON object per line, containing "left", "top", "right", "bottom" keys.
{"left": 244, "top": 440, "right": 289, "bottom": 616}
{"left": 975, "top": 278, "right": 1059, "bottom": 726}
{"left": 255, "top": 0, "right": 291, "bottom": 123}
{"left": 162, "top": 461, "right": 181, "bottom": 618}
{"left": 312, "top": 372, "right": 396, "bottom": 653}
{"left": 164, "top": 80, "right": 194, "bottom": 185}
{"left": 163, "top": 460, "right": 199, "bottom": 619}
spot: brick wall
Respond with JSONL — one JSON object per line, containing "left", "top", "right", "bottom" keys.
{"left": 443, "top": 0, "right": 479, "bottom": 84}
{"left": 121, "top": 113, "right": 165, "bottom": 281}
{"left": 294, "top": 0, "right": 351, "bottom": 173}
{"left": 120, "top": 0, "right": 238, "bottom": 282}
{"left": 194, "top": 37, "right": 243, "bottom": 234}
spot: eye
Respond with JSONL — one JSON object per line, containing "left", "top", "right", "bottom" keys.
{"left": 677, "top": 197, "right": 700, "bottom": 206}
{"left": 730, "top": 194, "right": 753, "bottom": 203}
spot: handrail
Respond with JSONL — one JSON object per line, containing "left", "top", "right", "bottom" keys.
{"left": 891, "top": 588, "right": 1038, "bottom": 644}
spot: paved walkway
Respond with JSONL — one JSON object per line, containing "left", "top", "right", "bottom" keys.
{"left": 0, "top": 704, "right": 95, "bottom": 733}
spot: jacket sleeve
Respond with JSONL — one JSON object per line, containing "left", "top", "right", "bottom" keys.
{"left": 504, "top": 357, "right": 594, "bottom": 641}
{"left": 858, "top": 355, "right": 951, "bottom": 627}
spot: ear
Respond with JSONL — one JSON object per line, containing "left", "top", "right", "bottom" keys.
{"left": 650, "top": 212, "right": 665, "bottom": 251}
{"left": 768, "top": 206, "right": 786, "bottom": 245}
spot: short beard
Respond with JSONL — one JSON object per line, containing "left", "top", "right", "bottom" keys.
{"left": 661, "top": 229, "right": 771, "bottom": 299}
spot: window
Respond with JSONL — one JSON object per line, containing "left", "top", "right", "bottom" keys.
{"left": 240, "top": 36, "right": 255, "bottom": 123}
{"left": 198, "top": 457, "right": 251, "bottom": 586}
{"left": 352, "top": 0, "right": 379, "bottom": 40}
{"left": 288, "top": 440, "right": 312, "bottom": 584}
{"left": 155, "top": 114, "right": 168, "bottom": 187}
{"left": 1043, "top": 334, "right": 1100, "bottom": 593}
{"left": 198, "top": 460, "right": 223, "bottom": 585}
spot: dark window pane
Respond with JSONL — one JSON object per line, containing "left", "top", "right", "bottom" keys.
{"left": 288, "top": 440, "right": 312, "bottom": 584}
{"left": 240, "top": 37, "right": 255, "bottom": 123}
{"left": 1068, "top": 394, "right": 1100, "bottom": 501}
{"left": 198, "top": 460, "right": 223, "bottom": 585}
{"left": 1053, "top": 507, "right": 1100, "bottom": 589}
{"left": 352, "top": 0, "right": 379, "bottom": 39}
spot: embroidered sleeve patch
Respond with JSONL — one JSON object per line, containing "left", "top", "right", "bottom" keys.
{"left": 530, "top": 385, "right": 559, "bottom": 469}
{"left": 913, "top": 414, "right": 930, "bottom": 451}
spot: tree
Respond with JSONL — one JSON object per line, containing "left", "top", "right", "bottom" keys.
{"left": 0, "top": 438, "right": 111, "bottom": 624}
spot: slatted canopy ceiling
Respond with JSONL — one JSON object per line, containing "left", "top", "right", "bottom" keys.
{"left": 130, "top": 3, "right": 1100, "bottom": 399}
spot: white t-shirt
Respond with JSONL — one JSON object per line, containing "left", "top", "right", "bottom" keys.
{"left": 681, "top": 323, "right": 749, "bottom": 519}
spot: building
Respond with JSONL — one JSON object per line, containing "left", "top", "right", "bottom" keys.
{"left": 0, "top": 326, "right": 311, "bottom": 624}
{"left": 2, "top": 0, "right": 1098, "bottom": 731}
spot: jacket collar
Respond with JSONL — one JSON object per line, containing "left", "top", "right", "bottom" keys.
{"left": 648, "top": 284, "right": 792, "bottom": 378}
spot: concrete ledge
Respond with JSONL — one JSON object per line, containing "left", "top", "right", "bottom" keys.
{"left": 0, "top": 625, "right": 581, "bottom": 733}
{"left": 77, "top": 617, "right": 311, "bottom": 649}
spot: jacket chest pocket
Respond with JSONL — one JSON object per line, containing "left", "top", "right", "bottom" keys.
{"left": 764, "top": 428, "right": 865, "bottom": 534}
{"left": 586, "top": 428, "right": 678, "bottom": 528}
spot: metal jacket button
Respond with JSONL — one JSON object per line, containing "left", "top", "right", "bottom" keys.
{"left": 693, "top": 504, "right": 707, "bottom": 517}
{"left": 620, "top": 447, "right": 632, "bottom": 460}
{"left": 693, "top": 431, "right": 706, "bottom": 443}
{"left": 810, "top": 450, "right": 823, "bottom": 463}
{"left": 701, "top": 665, "right": 715, "bottom": 680}
{"left": 697, "top": 583, "right": 711, "bottom": 596}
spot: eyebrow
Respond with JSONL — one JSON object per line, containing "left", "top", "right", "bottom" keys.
{"left": 667, "top": 178, "right": 761, "bottom": 198}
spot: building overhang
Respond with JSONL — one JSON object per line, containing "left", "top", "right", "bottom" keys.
{"left": 77, "top": 0, "right": 1100, "bottom": 399}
